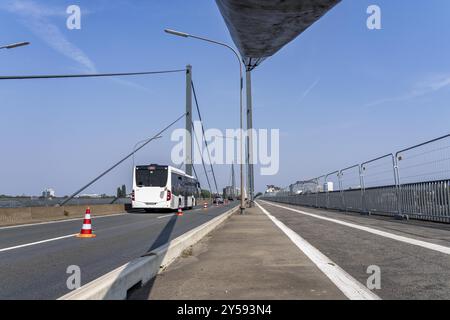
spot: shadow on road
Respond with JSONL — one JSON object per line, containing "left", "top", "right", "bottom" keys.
{"left": 126, "top": 208, "right": 174, "bottom": 215}
{"left": 145, "top": 213, "right": 179, "bottom": 252}
{"left": 125, "top": 215, "right": 180, "bottom": 299}
{"left": 98, "top": 202, "right": 232, "bottom": 300}
{"left": 99, "top": 210, "right": 178, "bottom": 299}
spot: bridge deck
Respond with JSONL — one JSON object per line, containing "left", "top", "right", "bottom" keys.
{"left": 130, "top": 204, "right": 345, "bottom": 300}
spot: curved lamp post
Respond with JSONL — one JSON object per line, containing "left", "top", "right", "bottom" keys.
{"left": 164, "top": 28, "right": 245, "bottom": 214}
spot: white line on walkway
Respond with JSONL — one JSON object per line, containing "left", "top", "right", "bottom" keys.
{"left": 0, "top": 234, "right": 77, "bottom": 253}
{"left": 260, "top": 200, "right": 450, "bottom": 255}
{"left": 0, "top": 213, "right": 127, "bottom": 230}
{"left": 255, "top": 202, "right": 380, "bottom": 300}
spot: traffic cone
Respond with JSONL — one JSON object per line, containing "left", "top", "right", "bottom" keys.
{"left": 76, "top": 207, "right": 96, "bottom": 238}
{"left": 203, "top": 202, "right": 208, "bottom": 209}
{"left": 177, "top": 207, "right": 183, "bottom": 216}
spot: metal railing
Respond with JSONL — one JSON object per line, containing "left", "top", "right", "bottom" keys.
{"left": 262, "top": 134, "right": 450, "bottom": 223}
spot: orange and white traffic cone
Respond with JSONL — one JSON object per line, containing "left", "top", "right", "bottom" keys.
{"left": 76, "top": 207, "right": 96, "bottom": 238}
{"left": 177, "top": 207, "right": 183, "bottom": 216}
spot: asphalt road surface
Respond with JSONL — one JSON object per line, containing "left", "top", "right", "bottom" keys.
{"left": 0, "top": 202, "right": 237, "bottom": 299}
{"left": 258, "top": 200, "right": 450, "bottom": 300}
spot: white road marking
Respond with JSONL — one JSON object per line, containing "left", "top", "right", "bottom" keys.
{"left": 0, "top": 205, "right": 229, "bottom": 253}
{"left": 0, "top": 213, "right": 127, "bottom": 230}
{"left": 255, "top": 202, "right": 380, "bottom": 300}
{"left": 0, "top": 234, "right": 77, "bottom": 253}
{"left": 157, "top": 214, "right": 175, "bottom": 219}
{"left": 260, "top": 200, "right": 450, "bottom": 255}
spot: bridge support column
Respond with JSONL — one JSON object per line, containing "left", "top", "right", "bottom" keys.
{"left": 246, "top": 69, "right": 254, "bottom": 207}
{"left": 185, "top": 65, "right": 193, "bottom": 176}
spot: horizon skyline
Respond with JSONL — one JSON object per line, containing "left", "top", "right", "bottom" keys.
{"left": 2, "top": 0, "right": 450, "bottom": 196}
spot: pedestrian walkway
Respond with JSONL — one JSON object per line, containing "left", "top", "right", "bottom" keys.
{"left": 129, "top": 205, "right": 346, "bottom": 300}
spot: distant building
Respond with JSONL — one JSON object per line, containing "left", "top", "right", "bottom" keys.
{"left": 42, "top": 188, "right": 55, "bottom": 198}
{"left": 223, "top": 186, "right": 237, "bottom": 199}
{"left": 265, "top": 185, "right": 281, "bottom": 193}
{"left": 77, "top": 194, "right": 102, "bottom": 198}
{"left": 292, "top": 180, "right": 320, "bottom": 194}
{"left": 323, "top": 182, "right": 334, "bottom": 192}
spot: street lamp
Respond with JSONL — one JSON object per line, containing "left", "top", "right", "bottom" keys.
{"left": 0, "top": 42, "right": 30, "bottom": 50}
{"left": 132, "top": 135, "right": 163, "bottom": 169}
{"left": 164, "top": 28, "right": 246, "bottom": 214}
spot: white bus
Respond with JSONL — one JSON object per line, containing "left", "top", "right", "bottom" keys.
{"left": 131, "top": 164, "right": 200, "bottom": 212}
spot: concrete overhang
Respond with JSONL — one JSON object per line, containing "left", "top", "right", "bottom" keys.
{"left": 215, "top": 0, "right": 341, "bottom": 70}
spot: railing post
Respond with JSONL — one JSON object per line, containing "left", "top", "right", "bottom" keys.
{"left": 339, "top": 170, "right": 345, "bottom": 210}
{"left": 325, "top": 173, "right": 330, "bottom": 209}
{"left": 393, "top": 153, "right": 403, "bottom": 218}
{"left": 359, "top": 164, "right": 366, "bottom": 213}
{"left": 315, "top": 178, "right": 319, "bottom": 207}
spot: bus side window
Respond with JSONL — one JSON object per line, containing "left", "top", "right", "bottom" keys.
{"left": 171, "top": 173, "right": 178, "bottom": 195}
{"left": 182, "top": 176, "right": 187, "bottom": 196}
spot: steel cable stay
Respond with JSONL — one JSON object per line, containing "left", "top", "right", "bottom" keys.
{"left": 60, "top": 112, "right": 187, "bottom": 206}
{"left": 192, "top": 120, "right": 213, "bottom": 198}
{"left": 0, "top": 67, "right": 189, "bottom": 206}
{"left": 191, "top": 80, "right": 219, "bottom": 195}
{"left": 0, "top": 69, "right": 186, "bottom": 80}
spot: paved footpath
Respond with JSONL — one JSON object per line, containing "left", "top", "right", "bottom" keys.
{"left": 129, "top": 204, "right": 349, "bottom": 300}
{"left": 255, "top": 200, "right": 450, "bottom": 300}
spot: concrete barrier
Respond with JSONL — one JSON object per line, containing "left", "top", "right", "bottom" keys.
{"left": 59, "top": 205, "right": 239, "bottom": 300}
{"left": 0, "top": 204, "right": 126, "bottom": 227}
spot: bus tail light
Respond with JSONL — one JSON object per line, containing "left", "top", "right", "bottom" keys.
{"left": 131, "top": 190, "right": 135, "bottom": 201}
{"left": 167, "top": 190, "right": 172, "bottom": 201}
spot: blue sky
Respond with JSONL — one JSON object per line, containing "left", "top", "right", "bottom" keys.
{"left": 1, "top": 0, "right": 450, "bottom": 196}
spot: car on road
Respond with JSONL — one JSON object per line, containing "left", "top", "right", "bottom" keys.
{"left": 213, "top": 197, "right": 224, "bottom": 204}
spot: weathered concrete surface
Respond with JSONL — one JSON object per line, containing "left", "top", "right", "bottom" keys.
{"left": 0, "top": 204, "right": 126, "bottom": 226}
{"left": 129, "top": 205, "right": 346, "bottom": 300}
{"left": 216, "top": 0, "right": 341, "bottom": 68}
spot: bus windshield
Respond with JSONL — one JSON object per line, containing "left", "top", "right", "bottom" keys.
{"left": 135, "top": 166, "right": 168, "bottom": 187}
